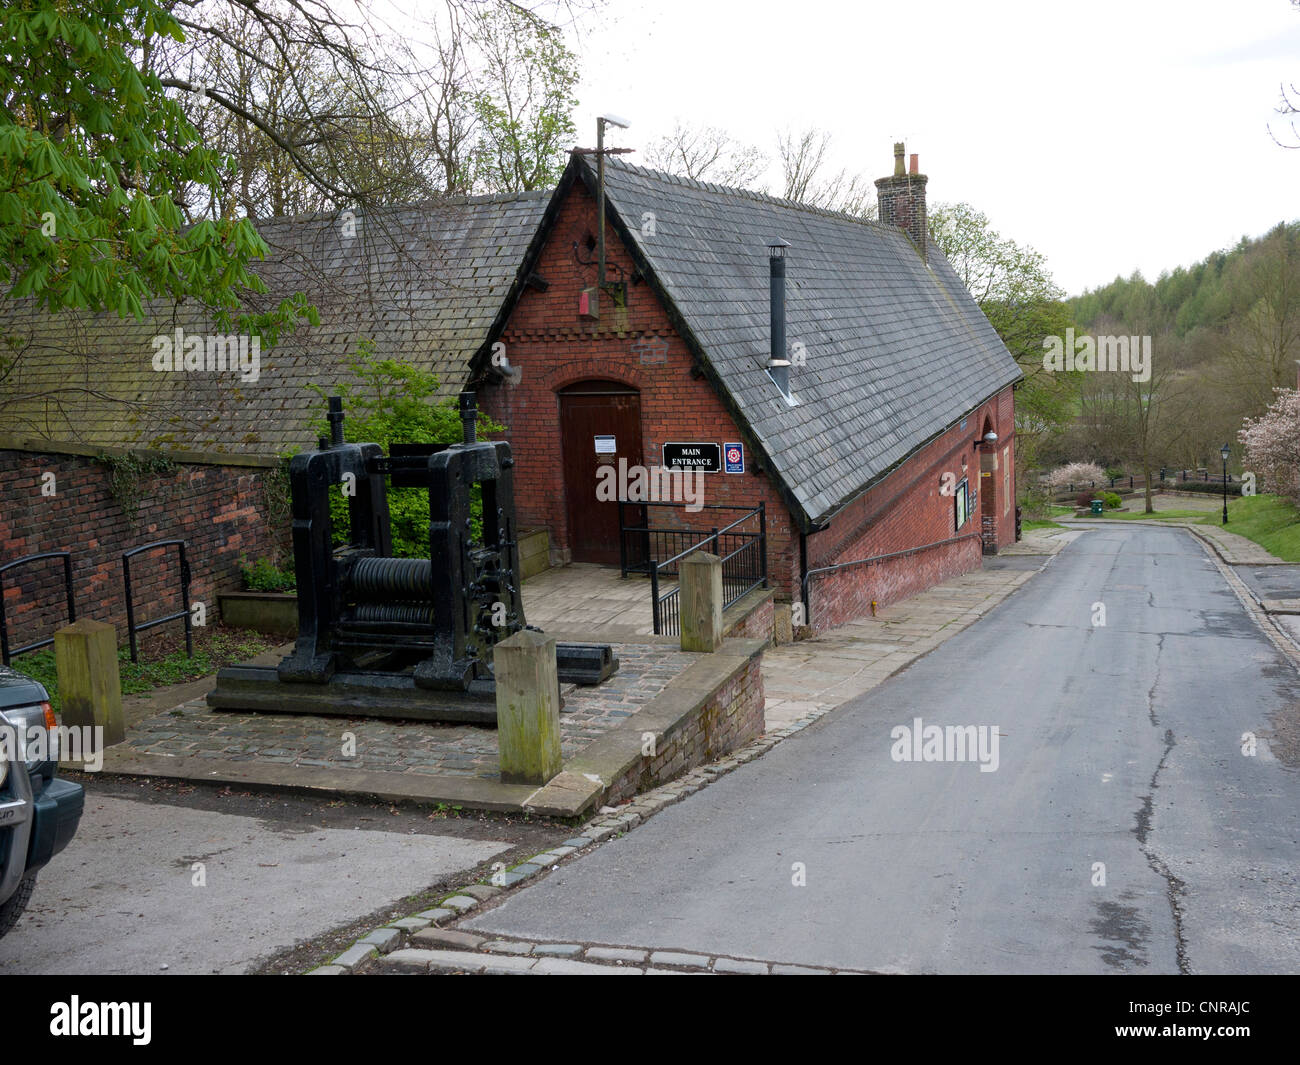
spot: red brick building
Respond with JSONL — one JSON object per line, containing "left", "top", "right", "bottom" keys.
{"left": 469, "top": 145, "right": 1021, "bottom": 630}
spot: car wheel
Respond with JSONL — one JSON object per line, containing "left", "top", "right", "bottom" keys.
{"left": 0, "top": 874, "right": 36, "bottom": 939}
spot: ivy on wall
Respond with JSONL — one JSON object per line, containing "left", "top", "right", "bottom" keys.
{"left": 91, "top": 451, "right": 176, "bottom": 522}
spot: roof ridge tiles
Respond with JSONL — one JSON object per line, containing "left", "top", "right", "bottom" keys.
{"left": 596, "top": 155, "right": 895, "bottom": 232}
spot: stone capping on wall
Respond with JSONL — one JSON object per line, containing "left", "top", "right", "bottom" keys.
{"left": 519, "top": 635, "right": 768, "bottom": 818}
{"left": 217, "top": 591, "right": 298, "bottom": 636}
{"left": 0, "top": 434, "right": 282, "bottom": 469}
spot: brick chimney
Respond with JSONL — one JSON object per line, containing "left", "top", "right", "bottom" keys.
{"left": 875, "top": 142, "right": 928, "bottom": 261}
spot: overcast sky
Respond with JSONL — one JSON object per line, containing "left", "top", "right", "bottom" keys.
{"left": 562, "top": 0, "right": 1300, "bottom": 296}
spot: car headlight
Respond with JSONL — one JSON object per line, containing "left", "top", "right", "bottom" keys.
{"left": 0, "top": 703, "right": 58, "bottom": 771}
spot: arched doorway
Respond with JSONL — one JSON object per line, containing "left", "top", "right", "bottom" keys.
{"left": 558, "top": 380, "right": 642, "bottom": 564}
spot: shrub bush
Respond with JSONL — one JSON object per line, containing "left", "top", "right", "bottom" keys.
{"left": 1100, "top": 491, "right": 1122, "bottom": 509}
{"left": 1018, "top": 484, "right": 1054, "bottom": 519}
{"left": 303, "top": 343, "right": 505, "bottom": 557}
{"left": 1075, "top": 490, "right": 1096, "bottom": 508}
{"left": 1168, "top": 480, "right": 1243, "bottom": 496}
{"left": 241, "top": 556, "right": 296, "bottom": 592}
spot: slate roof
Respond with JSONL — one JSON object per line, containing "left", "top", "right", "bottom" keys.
{"left": 505, "top": 155, "right": 1022, "bottom": 528}
{"left": 0, "top": 192, "right": 548, "bottom": 457}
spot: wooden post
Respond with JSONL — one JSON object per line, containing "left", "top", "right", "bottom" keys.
{"left": 495, "top": 629, "right": 563, "bottom": 785}
{"left": 53, "top": 619, "right": 125, "bottom": 747}
{"left": 680, "top": 551, "right": 723, "bottom": 652}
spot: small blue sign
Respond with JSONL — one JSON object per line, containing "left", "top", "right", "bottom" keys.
{"left": 724, "top": 442, "right": 744, "bottom": 474}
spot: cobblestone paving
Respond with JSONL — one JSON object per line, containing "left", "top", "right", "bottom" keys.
{"left": 123, "top": 643, "right": 694, "bottom": 782}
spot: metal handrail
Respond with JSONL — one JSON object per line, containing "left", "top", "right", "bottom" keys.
{"left": 0, "top": 552, "right": 76, "bottom": 665}
{"left": 640, "top": 502, "right": 768, "bottom": 635}
{"left": 800, "top": 532, "right": 981, "bottom": 622}
{"left": 122, "top": 540, "right": 193, "bottom": 663}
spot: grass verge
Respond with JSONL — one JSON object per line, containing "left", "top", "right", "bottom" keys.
{"left": 1190, "top": 495, "right": 1300, "bottom": 561}
{"left": 1086, "top": 508, "right": 1208, "bottom": 521}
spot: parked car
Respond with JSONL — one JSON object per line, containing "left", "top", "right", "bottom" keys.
{"left": 0, "top": 666, "right": 85, "bottom": 939}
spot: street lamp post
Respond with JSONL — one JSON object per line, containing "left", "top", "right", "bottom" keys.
{"left": 1221, "top": 443, "right": 1230, "bottom": 525}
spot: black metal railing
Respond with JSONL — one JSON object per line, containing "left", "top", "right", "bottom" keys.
{"left": 0, "top": 552, "right": 76, "bottom": 666}
{"left": 122, "top": 540, "right": 193, "bottom": 663}
{"left": 1051, "top": 469, "right": 1238, "bottom": 499}
{"left": 619, "top": 501, "right": 767, "bottom": 636}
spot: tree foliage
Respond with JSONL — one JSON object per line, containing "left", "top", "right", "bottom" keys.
{"left": 777, "top": 127, "right": 874, "bottom": 218}
{"left": 1069, "top": 222, "right": 1300, "bottom": 475}
{"left": 0, "top": 0, "right": 299, "bottom": 332}
{"left": 643, "top": 122, "right": 768, "bottom": 188}
{"left": 928, "top": 202, "right": 1076, "bottom": 469}
{"left": 466, "top": 5, "right": 580, "bottom": 193}
{"left": 1042, "top": 461, "right": 1106, "bottom": 490}
{"left": 1240, "top": 387, "right": 1300, "bottom": 505}
{"left": 161, "top": 0, "right": 586, "bottom": 213}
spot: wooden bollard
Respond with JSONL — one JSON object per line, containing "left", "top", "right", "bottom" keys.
{"left": 680, "top": 551, "right": 723, "bottom": 653}
{"left": 53, "top": 619, "right": 125, "bottom": 747}
{"left": 495, "top": 629, "right": 563, "bottom": 785}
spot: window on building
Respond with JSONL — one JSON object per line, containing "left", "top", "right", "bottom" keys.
{"left": 1002, "top": 446, "right": 1011, "bottom": 515}
{"left": 954, "top": 478, "right": 971, "bottom": 530}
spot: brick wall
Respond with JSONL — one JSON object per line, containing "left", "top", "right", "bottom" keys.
{"left": 605, "top": 652, "right": 764, "bottom": 804}
{"left": 723, "top": 590, "right": 774, "bottom": 643}
{"left": 0, "top": 449, "right": 284, "bottom": 656}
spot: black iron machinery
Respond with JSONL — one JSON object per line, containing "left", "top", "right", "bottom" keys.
{"left": 208, "top": 392, "right": 617, "bottom": 723}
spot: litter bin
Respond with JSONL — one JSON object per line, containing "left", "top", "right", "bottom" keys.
{"left": 1090, "top": 499, "right": 1103, "bottom": 515}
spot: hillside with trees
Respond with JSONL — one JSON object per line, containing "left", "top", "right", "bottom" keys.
{"left": 1047, "top": 221, "right": 1300, "bottom": 486}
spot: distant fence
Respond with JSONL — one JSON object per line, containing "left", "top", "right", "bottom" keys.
{"left": 1046, "top": 470, "right": 1242, "bottom": 498}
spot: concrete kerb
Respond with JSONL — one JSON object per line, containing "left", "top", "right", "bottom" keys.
{"left": 1182, "top": 531, "right": 1300, "bottom": 671}
{"left": 371, "top": 939, "right": 876, "bottom": 975}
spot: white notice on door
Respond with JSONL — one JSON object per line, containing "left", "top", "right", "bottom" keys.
{"left": 594, "top": 435, "right": 616, "bottom": 454}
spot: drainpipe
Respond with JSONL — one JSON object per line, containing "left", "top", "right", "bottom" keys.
{"left": 799, "top": 531, "right": 810, "bottom": 623}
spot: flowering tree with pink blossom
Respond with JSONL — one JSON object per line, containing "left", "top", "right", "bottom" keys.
{"left": 1043, "top": 461, "right": 1107, "bottom": 490}
{"left": 1239, "top": 388, "right": 1300, "bottom": 505}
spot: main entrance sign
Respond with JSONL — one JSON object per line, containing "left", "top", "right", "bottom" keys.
{"left": 662, "top": 442, "right": 721, "bottom": 473}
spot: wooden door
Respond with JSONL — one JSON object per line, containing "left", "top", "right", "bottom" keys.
{"left": 559, "top": 383, "right": 642, "bottom": 564}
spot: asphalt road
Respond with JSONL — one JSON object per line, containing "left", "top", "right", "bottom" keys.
{"left": 466, "top": 525, "right": 1300, "bottom": 974}
{"left": 0, "top": 780, "right": 548, "bottom": 975}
